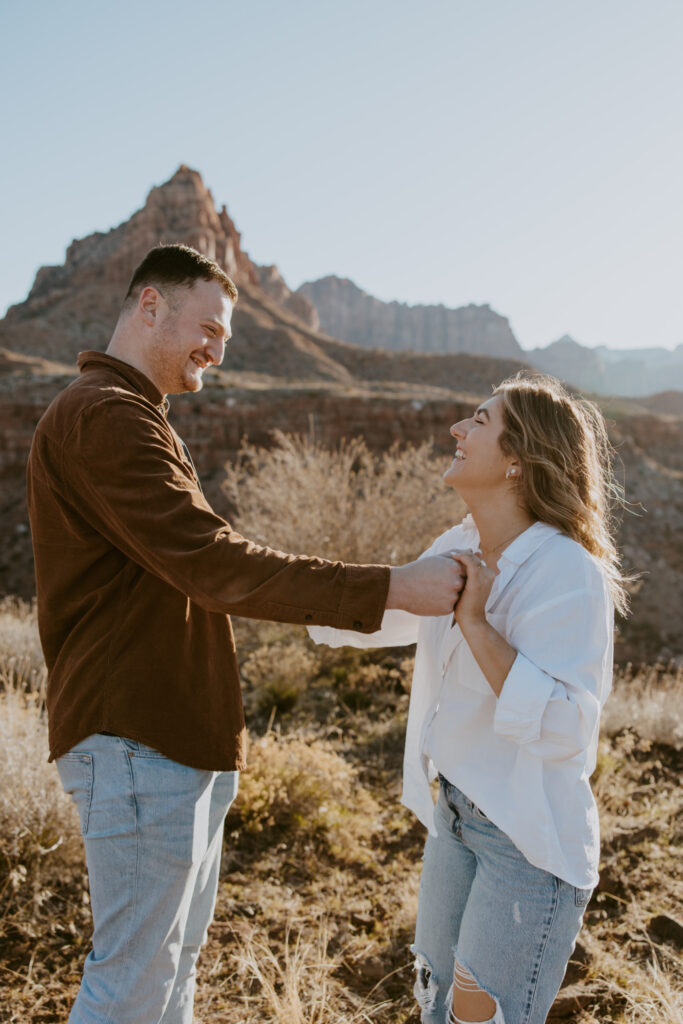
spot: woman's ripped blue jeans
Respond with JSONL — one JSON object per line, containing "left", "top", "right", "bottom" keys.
{"left": 412, "top": 777, "right": 592, "bottom": 1024}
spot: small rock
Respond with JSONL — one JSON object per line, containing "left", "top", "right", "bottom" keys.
{"left": 548, "top": 984, "right": 600, "bottom": 1020}
{"left": 357, "top": 956, "right": 388, "bottom": 982}
{"left": 350, "top": 910, "right": 374, "bottom": 930}
{"left": 647, "top": 913, "right": 683, "bottom": 949}
{"left": 561, "top": 939, "right": 591, "bottom": 985}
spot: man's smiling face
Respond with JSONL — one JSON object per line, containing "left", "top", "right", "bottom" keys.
{"left": 145, "top": 278, "right": 233, "bottom": 396}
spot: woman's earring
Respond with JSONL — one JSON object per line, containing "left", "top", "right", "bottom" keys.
{"left": 506, "top": 467, "right": 516, "bottom": 479}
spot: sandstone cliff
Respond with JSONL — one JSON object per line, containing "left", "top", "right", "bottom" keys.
{"left": 297, "top": 277, "right": 524, "bottom": 359}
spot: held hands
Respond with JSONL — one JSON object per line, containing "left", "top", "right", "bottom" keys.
{"left": 387, "top": 555, "right": 466, "bottom": 616}
{"left": 452, "top": 551, "right": 496, "bottom": 626}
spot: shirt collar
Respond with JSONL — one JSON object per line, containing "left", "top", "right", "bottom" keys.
{"left": 459, "top": 514, "right": 561, "bottom": 568}
{"left": 77, "top": 351, "right": 165, "bottom": 410}
{"left": 492, "top": 522, "right": 562, "bottom": 612}
{"left": 498, "top": 521, "right": 562, "bottom": 567}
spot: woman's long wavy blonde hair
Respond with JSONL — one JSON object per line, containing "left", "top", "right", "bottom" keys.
{"left": 494, "top": 372, "right": 630, "bottom": 615}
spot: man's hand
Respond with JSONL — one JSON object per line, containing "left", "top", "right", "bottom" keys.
{"left": 386, "top": 555, "right": 466, "bottom": 616}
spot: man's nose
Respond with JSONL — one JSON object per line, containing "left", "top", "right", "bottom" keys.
{"left": 206, "top": 339, "right": 225, "bottom": 367}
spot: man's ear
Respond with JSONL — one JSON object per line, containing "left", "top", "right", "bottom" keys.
{"left": 138, "top": 286, "right": 161, "bottom": 327}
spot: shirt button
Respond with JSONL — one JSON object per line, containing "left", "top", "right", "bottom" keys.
{"left": 353, "top": 620, "right": 363, "bottom": 630}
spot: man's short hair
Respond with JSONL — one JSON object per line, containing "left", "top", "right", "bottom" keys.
{"left": 124, "top": 244, "right": 238, "bottom": 309}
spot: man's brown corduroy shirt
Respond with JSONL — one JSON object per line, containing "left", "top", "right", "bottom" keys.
{"left": 27, "top": 352, "right": 391, "bottom": 771}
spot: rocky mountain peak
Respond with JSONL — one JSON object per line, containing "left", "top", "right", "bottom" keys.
{"left": 1, "top": 166, "right": 318, "bottom": 359}
{"left": 546, "top": 334, "right": 583, "bottom": 352}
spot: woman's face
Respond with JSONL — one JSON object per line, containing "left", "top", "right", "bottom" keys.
{"left": 443, "top": 393, "right": 517, "bottom": 494}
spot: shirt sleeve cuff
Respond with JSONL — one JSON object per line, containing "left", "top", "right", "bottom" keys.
{"left": 308, "top": 607, "right": 419, "bottom": 649}
{"left": 493, "top": 651, "right": 556, "bottom": 745}
{"left": 335, "top": 563, "right": 391, "bottom": 633}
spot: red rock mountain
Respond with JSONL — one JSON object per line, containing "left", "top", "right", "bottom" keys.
{"left": 0, "top": 166, "right": 347, "bottom": 375}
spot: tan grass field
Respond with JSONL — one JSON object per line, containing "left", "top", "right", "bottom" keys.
{"left": 1, "top": 438, "right": 681, "bottom": 1023}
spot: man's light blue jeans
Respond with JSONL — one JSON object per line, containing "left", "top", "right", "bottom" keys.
{"left": 56, "top": 733, "right": 239, "bottom": 1024}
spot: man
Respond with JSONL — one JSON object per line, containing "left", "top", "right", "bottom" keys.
{"left": 27, "top": 244, "right": 463, "bottom": 1024}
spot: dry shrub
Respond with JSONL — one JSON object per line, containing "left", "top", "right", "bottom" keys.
{"left": 322, "top": 647, "right": 415, "bottom": 712}
{"left": 232, "top": 733, "right": 380, "bottom": 863}
{"left": 0, "top": 688, "right": 87, "bottom": 1020}
{"left": 602, "top": 663, "right": 683, "bottom": 748}
{"left": 0, "top": 596, "right": 46, "bottom": 695}
{"left": 223, "top": 432, "right": 464, "bottom": 564}
{"left": 0, "top": 689, "right": 80, "bottom": 877}
{"left": 242, "top": 641, "right": 320, "bottom": 715}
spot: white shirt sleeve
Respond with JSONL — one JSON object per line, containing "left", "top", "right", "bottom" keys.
{"left": 493, "top": 582, "right": 613, "bottom": 761}
{"left": 308, "top": 608, "right": 419, "bottom": 649}
{"left": 308, "top": 522, "right": 468, "bottom": 651}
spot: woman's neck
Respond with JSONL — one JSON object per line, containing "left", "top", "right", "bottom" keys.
{"left": 468, "top": 500, "right": 535, "bottom": 558}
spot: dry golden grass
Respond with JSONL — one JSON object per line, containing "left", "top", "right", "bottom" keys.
{"left": 0, "top": 597, "right": 46, "bottom": 695}
{"left": 222, "top": 918, "right": 394, "bottom": 1024}
{"left": 1, "top": 633, "right": 680, "bottom": 1022}
{"left": 602, "top": 662, "right": 683, "bottom": 749}
{"left": 0, "top": 687, "right": 89, "bottom": 1023}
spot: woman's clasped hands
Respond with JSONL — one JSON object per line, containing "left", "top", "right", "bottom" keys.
{"left": 448, "top": 549, "right": 496, "bottom": 626}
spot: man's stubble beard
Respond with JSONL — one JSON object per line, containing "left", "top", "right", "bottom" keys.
{"left": 151, "top": 316, "right": 195, "bottom": 396}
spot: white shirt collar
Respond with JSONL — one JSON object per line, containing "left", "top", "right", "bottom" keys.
{"left": 458, "top": 517, "right": 563, "bottom": 611}
{"left": 498, "top": 521, "right": 562, "bottom": 567}
{"left": 459, "top": 515, "right": 562, "bottom": 567}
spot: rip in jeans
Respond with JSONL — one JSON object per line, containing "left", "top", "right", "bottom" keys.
{"left": 412, "top": 947, "right": 439, "bottom": 1013}
{"left": 412, "top": 945, "right": 505, "bottom": 1024}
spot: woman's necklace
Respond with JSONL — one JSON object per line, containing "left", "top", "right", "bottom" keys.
{"left": 480, "top": 523, "right": 532, "bottom": 559}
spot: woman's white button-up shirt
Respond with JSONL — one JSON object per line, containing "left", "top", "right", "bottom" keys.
{"left": 309, "top": 517, "right": 614, "bottom": 888}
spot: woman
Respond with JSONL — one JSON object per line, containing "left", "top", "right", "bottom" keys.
{"left": 309, "top": 373, "right": 628, "bottom": 1024}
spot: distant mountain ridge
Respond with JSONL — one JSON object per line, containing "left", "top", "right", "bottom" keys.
{"left": 297, "top": 281, "right": 683, "bottom": 398}
{"left": 528, "top": 335, "right": 683, "bottom": 397}
{"left": 297, "top": 276, "right": 523, "bottom": 359}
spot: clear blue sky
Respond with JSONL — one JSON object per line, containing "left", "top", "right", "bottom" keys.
{"left": 1, "top": 0, "right": 681, "bottom": 351}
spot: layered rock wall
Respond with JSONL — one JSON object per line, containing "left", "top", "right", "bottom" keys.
{"left": 297, "top": 276, "right": 524, "bottom": 359}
